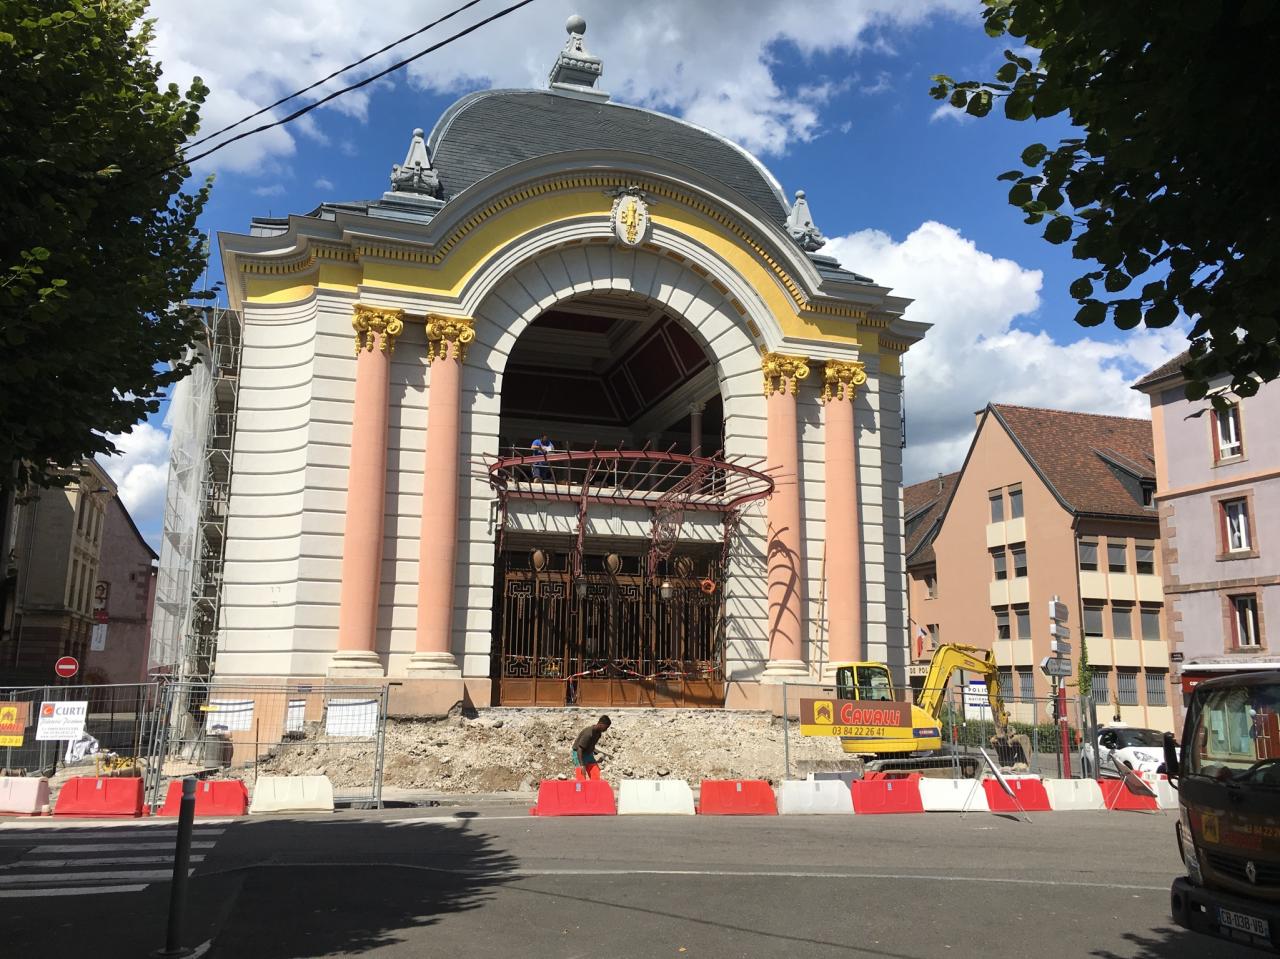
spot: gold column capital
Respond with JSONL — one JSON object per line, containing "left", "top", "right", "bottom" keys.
{"left": 426, "top": 314, "right": 476, "bottom": 364}
{"left": 762, "top": 352, "right": 811, "bottom": 396}
{"left": 822, "top": 360, "right": 868, "bottom": 402}
{"left": 352, "top": 304, "right": 405, "bottom": 355}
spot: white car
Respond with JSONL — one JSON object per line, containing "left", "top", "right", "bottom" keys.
{"left": 1079, "top": 726, "right": 1175, "bottom": 779}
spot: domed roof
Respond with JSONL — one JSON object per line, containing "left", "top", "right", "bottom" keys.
{"left": 426, "top": 89, "right": 791, "bottom": 227}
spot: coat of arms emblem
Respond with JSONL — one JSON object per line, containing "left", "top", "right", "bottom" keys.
{"left": 610, "top": 189, "right": 650, "bottom": 247}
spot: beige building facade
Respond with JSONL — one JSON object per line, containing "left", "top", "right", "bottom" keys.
{"left": 906, "top": 404, "right": 1175, "bottom": 731}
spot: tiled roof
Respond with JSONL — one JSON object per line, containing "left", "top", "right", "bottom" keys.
{"left": 1132, "top": 349, "right": 1191, "bottom": 389}
{"left": 904, "top": 471, "right": 958, "bottom": 565}
{"left": 990, "top": 405, "right": 1156, "bottom": 519}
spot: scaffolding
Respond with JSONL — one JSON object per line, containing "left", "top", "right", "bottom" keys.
{"left": 149, "top": 306, "right": 242, "bottom": 680}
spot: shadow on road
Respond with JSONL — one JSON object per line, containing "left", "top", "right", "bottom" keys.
{"left": 192, "top": 816, "right": 517, "bottom": 959}
{"left": 1091, "top": 925, "right": 1256, "bottom": 959}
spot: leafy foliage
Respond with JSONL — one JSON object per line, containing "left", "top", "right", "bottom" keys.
{"left": 1077, "top": 630, "right": 1092, "bottom": 701}
{"left": 930, "top": 1, "right": 1280, "bottom": 399}
{"left": 0, "top": 0, "right": 211, "bottom": 490}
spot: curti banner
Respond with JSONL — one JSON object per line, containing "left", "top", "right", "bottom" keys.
{"left": 799, "top": 698, "right": 911, "bottom": 737}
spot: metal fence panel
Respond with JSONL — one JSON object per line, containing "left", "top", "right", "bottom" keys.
{"left": 147, "top": 681, "right": 390, "bottom": 809}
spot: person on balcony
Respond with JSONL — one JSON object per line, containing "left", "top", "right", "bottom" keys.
{"left": 531, "top": 433, "right": 555, "bottom": 481}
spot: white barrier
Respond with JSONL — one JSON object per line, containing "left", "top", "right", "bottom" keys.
{"left": 1043, "top": 778, "right": 1105, "bottom": 811}
{"left": 918, "top": 778, "right": 988, "bottom": 813}
{"left": 1141, "top": 775, "right": 1178, "bottom": 810}
{"left": 0, "top": 777, "right": 49, "bottom": 815}
{"left": 617, "top": 779, "right": 696, "bottom": 815}
{"left": 777, "top": 779, "right": 853, "bottom": 815}
{"left": 248, "top": 775, "right": 335, "bottom": 814}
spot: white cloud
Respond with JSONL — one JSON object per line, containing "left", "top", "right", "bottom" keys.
{"left": 97, "top": 422, "right": 171, "bottom": 550}
{"left": 929, "top": 102, "right": 973, "bottom": 123}
{"left": 824, "top": 222, "right": 1189, "bottom": 482}
{"left": 148, "top": 0, "right": 971, "bottom": 172}
{"left": 314, "top": 177, "right": 335, "bottom": 190}
{"left": 251, "top": 183, "right": 287, "bottom": 197}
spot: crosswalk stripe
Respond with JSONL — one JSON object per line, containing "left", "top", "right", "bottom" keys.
{"left": 0, "top": 869, "right": 194, "bottom": 885}
{"left": 0, "top": 884, "right": 148, "bottom": 899}
{"left": 2, "top": 855, "right": 207, "bottom": 868}
{"left": 29, "top": 842, "right": 217, "bottom": 853}
{"left": 0, "top": 828, "right": 225, "bottom": 839}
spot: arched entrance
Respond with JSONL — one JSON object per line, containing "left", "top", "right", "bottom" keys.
{"left": 485, "top": 293, "right": 772, "bottom": 707}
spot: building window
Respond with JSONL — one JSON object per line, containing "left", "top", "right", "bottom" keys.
{"left": 1140, "top": 605, "right": 1162, "bottom": 642}
{"left": 1108, "top": 541, "right": 1128, "bottom": 573}
{"left": 989, "top": 490, "right": 1004, "bottom": 523}
{"left": 995, "top": 608, "right": 1011, "bottom": 641}
{"left": 1214, "top": 404, "right": 1243, "bottom": 460}
{"left": 1141, "top": 480, "right": 1156, "bottom": 508}
{"left": 1230, "top": 594, "right": 1262, "bottom": 648}
{"left": 1084, "top": 603, "right": 1105, "bottom": 639}
{"left": 1145, "top": 671, "right": 1168, "bottom": 707}
{"left": 998, "top": 667, "right": 1014, "bottom": 699}
{"left": 1117, "top": 670, "right": 1139, "bottom": 706}
{"left": 1008, "top": 485, "right": 1024, "bottom": 519}
{"left": 1015, "top": 606, "right": 1031, "bottom": 640}
{"left": 1079, "top": 539, "right": 1098, "bottom": 571}
{"left": 992, "top": 550, "right": 1007, "bottom": 581}
{"left": 1135, "top": 542, "right": 1155, "bottom": 575}
{"left": 1011, "top": 545, "right": 1027, "bottom": 578}
{"left": 67, "top": 559, "right": 80, "bottom": 608}
{"left": 928, "top": 624, "right": 940, "bottom": 648}
{"left": 1092, "top": 670, "right": 1111, "bottom": 705}
{"left": 1112, "top": 605, "right": 1133, "bottom": 641}
{"left": 1018, "top": 668, "right": 1034, "bottom": 701}
{"left": 925, "top": 573, "right": 937, "bottom": 599}
{"left": 1222, "top": 499, "right": 1252, "bottom": 552}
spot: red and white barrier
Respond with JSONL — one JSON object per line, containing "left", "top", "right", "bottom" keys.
{"left": 698, "top": 779, "right": 777, "bottom": 815}
{"left": 0, "top": 776, "right": 50, "bottom": 816}
{"left": 918, "top": 778, "right": 987, "bottom": 813}
{"left": 1042, "top": 778, "right": 1105, "bottom": 811}
{"left": 158, "top": 779, "right": 249, "bottom": 817}
{"left": 531, "top": 779, "right": 617, "bottom": 816}
{"left": 53, "top": 776, "right": 144, "bottom": 818}
{"left": 776, "top": 779, "right": 853, "bottom": 815}
{"left": 850, "top": 776, "right": 924, "bottom": 814}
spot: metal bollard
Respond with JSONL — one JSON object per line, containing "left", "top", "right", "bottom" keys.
{"left": 155, "top": 777, "right": 197, "bottom": 957}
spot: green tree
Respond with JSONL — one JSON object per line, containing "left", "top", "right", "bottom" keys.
{"left": 930, "top": 1, "right": 1280, "bottom": 401}
{"left": 1077, "top": 629, "right": 1092, "bottom": 703}
{"left": 0, "top": 0, "right": 211, "bottom": 492}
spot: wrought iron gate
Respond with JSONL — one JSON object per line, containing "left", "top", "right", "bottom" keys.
{"left": 495, "top": 563, "right": 725, "bottom": 707}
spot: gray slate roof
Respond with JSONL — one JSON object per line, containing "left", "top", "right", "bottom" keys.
{"left": 427, "top": 90, "right": 791, "bottom": 227}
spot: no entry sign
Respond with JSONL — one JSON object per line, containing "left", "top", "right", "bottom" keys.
{"left": 54, "top": 656, "right": 79, "bottom": 679}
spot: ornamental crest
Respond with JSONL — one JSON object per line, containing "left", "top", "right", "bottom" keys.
{"left": 610, "top": 189, "right": 650, "bottom": 247}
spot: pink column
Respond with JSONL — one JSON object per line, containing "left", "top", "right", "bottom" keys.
{"left": 408, "top": 316, "right": 474, "bottom": 675}
{"left": 822, "top": 361, "right": 867, "bottom": 672}
{"left": 761, "top": 352, "right": 810, "bottom": 677}
{"left": 330, "top": 305, "right": 403, "bottom": 675}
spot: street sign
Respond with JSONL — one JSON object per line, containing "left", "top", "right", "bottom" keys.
{"left": 35, "top": 701, "right": 88, "bottom": 741}
{"left": 1049, "top": 599, "right": 1069, "bottom": 623}
{"left": 1051, "top": 639, "right": 1072, "bottom": 655}
{"left": 1048, "top": 622, "right": 1071, "bottom": 639}
{"left": 1170, "top": 651, "right": 1185, "bottom": 663}
{"left": 54, "top": 656, "right": 79, "bottom": 679}
{"left": 798, "top": 698, "right": 912, "bottom": 736}
{"left": 1040, "top": 656, "right": 1073, "bottom": 678}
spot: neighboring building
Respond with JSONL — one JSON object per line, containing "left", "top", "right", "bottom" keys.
{"left": 903, "top": 470, "right": 958, "bottom": 697}
{"left": 83, "top": 496, "right": 158, "bottom": 686}
{"left": 905, "top": 404, "right": 1174, "bottom": 730}
{"left": 0, "top": 461, "right": 116, "bottom": 686}
{"left": 175, "top": 15, "right": 930, "bottom": 711}
{"left": 1134, "top": 353, "right": 1280, "bottom": 710}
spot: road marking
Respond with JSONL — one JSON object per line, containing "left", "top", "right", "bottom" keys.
{"left": 0, "top": 883, "right": 148, "bottom": 899}
{"left": 29, "top": 842, "right": 217, "bottom": 853}
{"left": 0, "top": 869, "right": 193, "bottom": 885}
{"left": 0, "top": 829, "right": 225, "bottom": 843}
{"left": 3, "top": 855, "right": 207, "bottom": 868}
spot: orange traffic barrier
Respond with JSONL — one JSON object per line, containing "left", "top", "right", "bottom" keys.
{"left": 983, "top": 777, "right": 1052, "bottom": 813}
{"left": 850, "top": 777, "right": 924, "bottom": 814}
{"left": 1099, "top": 778, "right": 1159, "bottom": 811}
{"left": 53, "top": 776, "right": 144, "bottom": 818}
{"left": 697, "top": 779, "right": 777, "bottom": 815}
{"left": 158, "top": 779, "right": 249, "bottom": 817}
{"left": 530, "top": 779, "right": 616, "bottom": 816}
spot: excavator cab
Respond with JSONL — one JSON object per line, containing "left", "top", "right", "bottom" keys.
{"left": 834, "top": 664, "right": 896, "bottom": 702}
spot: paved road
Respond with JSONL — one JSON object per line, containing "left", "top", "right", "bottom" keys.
{"left": 1, "top": 805, "right": 1258, "bottom": 958}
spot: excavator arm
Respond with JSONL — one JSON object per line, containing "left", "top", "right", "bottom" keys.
{"left": 915, "top": 643, "right": 1010, "bottom": 732}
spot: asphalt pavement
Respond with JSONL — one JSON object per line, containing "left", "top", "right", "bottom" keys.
{"left": 0, "top": 804, "right": 1260, "bottom": 958}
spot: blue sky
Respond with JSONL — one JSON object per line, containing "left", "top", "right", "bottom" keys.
{"left": 104, "top": 1, "right": 1188, "bottom": 548}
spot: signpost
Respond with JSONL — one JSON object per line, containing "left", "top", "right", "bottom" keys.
{"left": 1048, "top": 596, "right": 1073, "bottom": 778}
{"left": 54, "top": 656, "right": 79, "bottom": 680}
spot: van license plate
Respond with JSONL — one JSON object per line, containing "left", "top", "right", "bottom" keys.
{"left": 1218, "top": 907, "right": 1269, "bottom": 939}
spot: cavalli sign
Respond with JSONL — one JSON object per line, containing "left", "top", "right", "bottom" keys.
{"left": 799, "top": 698, "right": 911, "bottom": 736}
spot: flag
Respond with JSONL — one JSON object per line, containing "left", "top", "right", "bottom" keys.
{"left": 914, "top": 622, "right": 929, "bottom": 659}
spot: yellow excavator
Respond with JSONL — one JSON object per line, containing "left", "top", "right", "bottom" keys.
{"left": 830, "top": 643, "right": 1012, "bottom": 764}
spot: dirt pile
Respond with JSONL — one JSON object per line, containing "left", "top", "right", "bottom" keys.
{"left": 257, "top": 707, "right": 861, "bottom": 793}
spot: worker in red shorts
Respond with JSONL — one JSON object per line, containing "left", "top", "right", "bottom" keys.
{"left": 571, "top": 715, "right": 611, "bottom": 780}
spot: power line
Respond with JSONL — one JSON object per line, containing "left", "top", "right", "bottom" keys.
{"left": 170, "top": 0, "right": 541, "bottom": 173}
{"left": 183, "top": 0, "right": 489, "bottom": 152}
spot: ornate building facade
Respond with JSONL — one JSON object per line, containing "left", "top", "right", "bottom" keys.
{"left": 212, "top": 17, "right": 927, "bottom": 710}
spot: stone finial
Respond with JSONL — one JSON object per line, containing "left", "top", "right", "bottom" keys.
{"left": 548, "top": 14, "right": 604, "bottom": 91}
{"left": 786, "top": 189, "right": 826, "bottom": 252}
{"left": 390, "top": 127, "right": 442, "bottom": 197}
